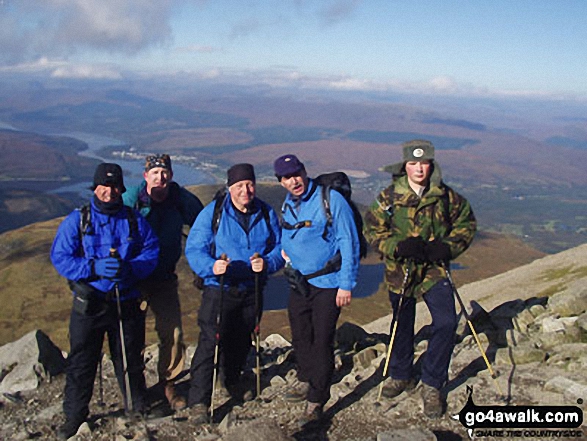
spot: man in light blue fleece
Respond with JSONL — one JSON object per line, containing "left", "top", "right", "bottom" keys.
{"left": 275, "top": 154, "right": 359, "bottom": 427}
{"left": 184, "top": 163, "right": 283, "bottom": 423}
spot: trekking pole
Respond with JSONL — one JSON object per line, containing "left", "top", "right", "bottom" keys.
{"left": 442, "top": 262, "right": 504, "bottom": 397}
{"left": 98, "top": 350, "right": 105, "bottom": 407}
{"left": 252, "top": 252, "right": 262, "bottom": 399}
{"left": 376, "top": 261, "right": 411, "bottom": 403}
{"left": 110, "top": 248, "right": 133, "bottom": 414}
{"left": 211, "top": 253, "right": 228, "bottom": 422}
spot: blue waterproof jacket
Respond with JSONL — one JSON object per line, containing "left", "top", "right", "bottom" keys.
{"left": 185, "top": 194, "right": 284, "bottom": 289}
{"left": 281, "top": 179, "right": 359, "bottom": 291}
{"left": 123, "top": 181, "right": 203, "bottom": 280}
{"left": 51, "top": 199, "right": 160, "bottom": 300}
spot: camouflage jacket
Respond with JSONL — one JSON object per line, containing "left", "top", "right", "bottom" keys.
{"left": 364, "top": 163, "right": 476, "bottom": 299}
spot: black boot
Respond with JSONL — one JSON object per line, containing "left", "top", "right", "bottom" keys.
{"left": 56, "top": 418, "right": 84, "bottom": 440}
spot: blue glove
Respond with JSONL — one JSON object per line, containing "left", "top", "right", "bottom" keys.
{"left": 93, "top": 257, "right": 121, "bottom": 279}
{"left": 111, "top": 261, "right": 131, "bottom": 282}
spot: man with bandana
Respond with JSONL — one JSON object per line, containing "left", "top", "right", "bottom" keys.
{"left": 51, "top": 163, "right": 159, "bottom": 439}
{"left": 364, "top": 139, "right": 476, "bottom": 418}
{"left": 123, "top": 154, "right": 204, "bottom": 411}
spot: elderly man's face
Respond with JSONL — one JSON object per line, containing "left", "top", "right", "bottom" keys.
{"left": 280, "top": 169, "right": 308, "bottom": 198}
{"left": 229, "top": 179, "right": 255, "bottom": 212}
{"left": 405, "top": 161, "right": 432, "bottom": 186}
{"left": 94, "top": 184, "right": 122, "bottom": 203}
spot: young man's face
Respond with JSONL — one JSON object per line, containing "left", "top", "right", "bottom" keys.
{"left": 280, "top": 169, "right": 308, "bottom": 198}
{"left": 94, "top": 184, "right": 122, "bottom": 203}
{"left": 144, "top": 167, "right": 172, "bottom": 201}
{"left": 405, "top": 161, "right": 432, "bottom": 186}
{"left": 229, "top": 179, "right": 256, "bottom": 212}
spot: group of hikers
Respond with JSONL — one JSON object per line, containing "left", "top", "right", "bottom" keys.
{"left": 50, "top": 139, "right": 476, "bottom": 439}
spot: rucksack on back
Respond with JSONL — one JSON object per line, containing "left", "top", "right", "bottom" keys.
{"left": 315, "top": 172, "right": 368, "bottom": 259}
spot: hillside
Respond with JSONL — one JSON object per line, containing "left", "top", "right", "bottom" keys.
{"left": 0, "top": 129, "right": 97, "bottom": 181}
{"left": 0, "top": 183, "right": 545, "bottom": 349}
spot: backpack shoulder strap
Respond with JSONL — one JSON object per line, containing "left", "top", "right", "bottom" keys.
{"left": 123, "top": 205, "right": 139, "bottom": 239}
{"left": 76, "top": 204, "right": 92, "bottom": 258}
{"left": 259, "top": 201, "right": 275, "bottom": 252}
{"left": 320, "top": 185, "right": 333, "bottom": 240}
{"left": 79, "top": 203, "right": 92, "bottom": 236}
{"left": 208, "top": 189, "right": 228, "bottom": 256}
{"left": 211, "top": 190, "right": 227, "bottom": 235}
{"left": 376, "top": 182, "right": 395, "bottom": 218}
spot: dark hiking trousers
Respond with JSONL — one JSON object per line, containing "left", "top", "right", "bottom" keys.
{"left": 63, "top": 299, "right": 146, "bottom": 423}
{"left": 388, "top": 279, "right": 457, "bottom": 390}
{"left": 188, "top": 285, "right": 258, "bottom": 407}
{"left": 288, "top": 283, "right": 340, "bottom": 405}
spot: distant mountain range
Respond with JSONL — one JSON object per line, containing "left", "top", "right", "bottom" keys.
{"left": 1, "top": 81, "right": 586, "bottom": 252}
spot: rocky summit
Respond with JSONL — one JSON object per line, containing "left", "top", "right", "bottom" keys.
{"left": 1, "top": 245, "right": 587, "bottom": 440}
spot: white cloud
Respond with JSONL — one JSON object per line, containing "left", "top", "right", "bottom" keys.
{"left": 0, "top": 0, "right": 187, "bottom": 64}
{"left": 175, "top": 45, "right": 220, "bottom": 54}
{"left": 200, "top": 67, "right": 585, "bottom": 102}
{"left": 0, "top": 57, "right": 67, "bottom": 73}
{"left": 51, "top": 64, "right": 123, "bottom": 80}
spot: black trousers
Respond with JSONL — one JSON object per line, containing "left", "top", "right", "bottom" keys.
{"left": 64, "top": 299, "right": 146, "bottom": 423}
{"left": 288, "top": 283, "right": 340, "bottom": 405}
{"left": 188, "top": 285, "right": 259, "bottom": 407}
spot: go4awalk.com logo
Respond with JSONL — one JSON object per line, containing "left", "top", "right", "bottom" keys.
{"left": 454, "top": 386, "right": 584, "bottom": 439}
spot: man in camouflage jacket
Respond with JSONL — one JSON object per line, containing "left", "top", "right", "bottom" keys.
{"left": 364, "top": 139, "right": 476, "bottom": 418}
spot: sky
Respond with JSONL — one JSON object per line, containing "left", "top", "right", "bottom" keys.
{"left": 1, "top": 0, "right": 586, "bottom": 100}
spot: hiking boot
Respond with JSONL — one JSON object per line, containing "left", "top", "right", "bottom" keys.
{"left": 284, "top": 379, "right": 310, "bottom": 402}
{"left": 164, "top": 381, "right": 187, "bottom": 411}
{"left": 190, "top": 403, "right": 209, "bottom": 425}
{"left": 297, "top": 401, "right": 323, "bottom": 428}
{"left": 421, "top": 383, "right": 443, "bottom": 419}
{"left": 381, "top": 378, "right": 415, "bottom": 399}
{"left": 227, "top": 382, "right": 254, "bottom": 402}
{"left": 56, "top": 418, "right": 83, "bottom": 440}
{"left": 214, "top": 380, "right": 231, "bottom": 400}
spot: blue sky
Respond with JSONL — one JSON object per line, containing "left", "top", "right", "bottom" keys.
{"left": 1, "top": 0, "right": 586, "bottom": 99}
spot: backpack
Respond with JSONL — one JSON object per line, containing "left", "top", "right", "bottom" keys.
{"left": 314, "top": 172, "right": 368, "bottom": 259}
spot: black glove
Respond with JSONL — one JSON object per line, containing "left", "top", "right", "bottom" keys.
{"left": 394, "top": 236, "right": 426, "bottom": 262}
{"left": 426, "top": 239, "right": 451, "bottom": 263}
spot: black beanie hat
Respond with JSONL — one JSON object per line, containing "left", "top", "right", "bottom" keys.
{"left": 227, "top": 163, "right": 256, "bottom": 187}
{"left": 91, "top": 163, "right": 126, "bottom": 193}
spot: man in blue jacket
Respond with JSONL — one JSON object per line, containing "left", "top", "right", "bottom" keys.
{"left": 274, "top": 154, "right": 359, "bottom": 427}
{"left": 51, "top": 163, "right": 159, "bottom": 439}
{"left": 123, "top": 154, "right": 203, "bottom": 411}
{"left": 185, "top": 163, "right": 283, "bottom": 423}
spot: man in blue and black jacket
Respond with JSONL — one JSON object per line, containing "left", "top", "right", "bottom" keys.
{"left": 185, "top": 163, "right": 283, "bottom": 423}
{"left": 51, "top": 163, "right": 159, "bottom": 439}
{"left": 275, "top": 154, "right": 359, "bottom": 427}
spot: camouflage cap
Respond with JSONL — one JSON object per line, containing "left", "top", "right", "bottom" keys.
{"left": 402, "top": 139, "right": 435, "bottom": 162}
